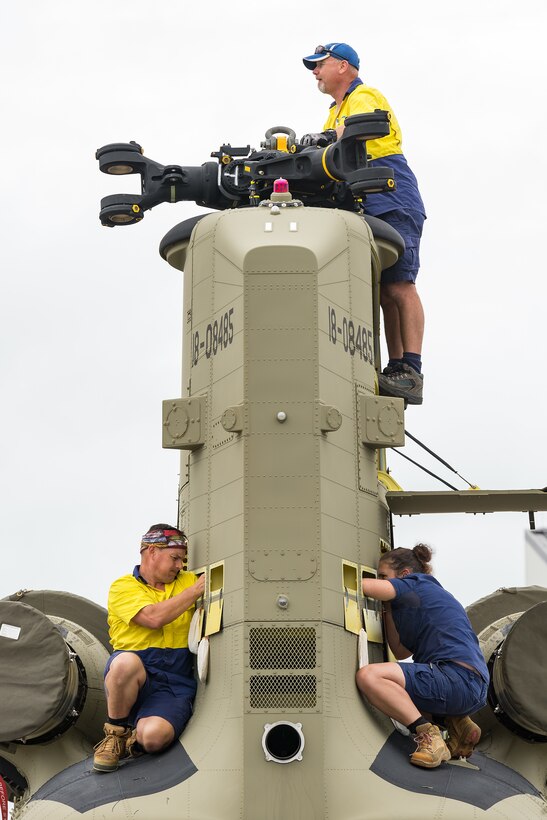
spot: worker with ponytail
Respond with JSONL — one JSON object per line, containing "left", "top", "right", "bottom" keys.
{"left": 356, "top": 544, "right": 488, "bottom": 768}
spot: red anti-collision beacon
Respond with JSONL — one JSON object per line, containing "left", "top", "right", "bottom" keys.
{"left": 273, "top": 178, "right": 289, "bottom": 194}
{"left": 269, "top": 177, "right": 293, "bottom": 204}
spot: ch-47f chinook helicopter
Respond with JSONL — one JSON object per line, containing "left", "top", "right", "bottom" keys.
{"left": 2, "top": 113, "right": 547, "bottom": 820}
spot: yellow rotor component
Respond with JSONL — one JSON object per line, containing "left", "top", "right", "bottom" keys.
{"left": 378, "top": 470, "right": 404, "bottom": 492}
{"left": 321, "top": 144, "right": 342, "bottom": 182}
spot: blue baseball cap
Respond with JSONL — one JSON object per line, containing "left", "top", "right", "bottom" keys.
{"left": 303, "top": 43, "right": 360, "bottom": 70}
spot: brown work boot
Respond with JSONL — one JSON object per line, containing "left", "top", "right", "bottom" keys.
{"left": 445, "top": 715, "right": 481, "bottom": 759}
{"left": 93, "top": 722, "right": 132, "bottom": 772}
{"left": 125, "top": 729, "right": 145, "bottom": 759}
{"left": 409, "top": 722, "right": 450, "bottom": 768}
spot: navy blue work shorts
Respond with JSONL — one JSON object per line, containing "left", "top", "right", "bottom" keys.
{"left": 379, "top": 209, "right": 425, "bottom": 284}
{"left": 105, "top": 649, "right": 195, "bottom": 738}
{"left": 400, "top": 660, "right": 488, "bottom": 716}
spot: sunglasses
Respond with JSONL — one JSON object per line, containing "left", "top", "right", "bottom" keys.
{"left": 314, "top": 45, "right": 344, "bottom": 62}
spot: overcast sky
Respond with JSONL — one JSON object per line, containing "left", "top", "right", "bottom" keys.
{"left": 1, "top": 0, "right": 546, "bottom": 610}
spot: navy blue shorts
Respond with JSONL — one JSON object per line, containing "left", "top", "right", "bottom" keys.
{"left": 105, "top": 649, "right": 196, "bottom": 738}
{"left": 400, "top": 660, "right": 488, "bottom": 716}
{"left": 379, "top": 209, "right": 425, "bottom": 284}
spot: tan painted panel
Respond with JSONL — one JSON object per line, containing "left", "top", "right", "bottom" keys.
{"left": 320, "top": 513, "right": 360, "bottom": 557}
{"left": 210, "top": 479, "right": 244, "bottom": 528}
{"left": 246, "top": 507, "right": 319, "bottom": 549}
{"left": 248, "top": 476, "right": 319, "bottom": 510}
{"left": 246, "top": 282, "right": 316, "bottom": 328}
{"left": 191, "top": 277, "right": 214, "bottom": 326}
{"left": 247, "top": 435, "right": 318, "bottom": 477}
{"left": 246, "top": 581, "right": 321, "bottom": 623}
{"left": 348, "top": 234, "right": 374, "bottom": 287}
{"left": 211, "top": 253, "right": 244, "bottom": 291}
{"left": 188, "top": 450, "right": 209, "bottom": 501}
{"left": 247, "top": 361, "right": 316, "bottom": 404}
{"left": 210, "top": 369, "right": 244, "bottom": 418}
{"left": 319, "top": 438, "right": 356, "bottom": 488}
{"left": 208, "top": 519, "right": 245, "bottom": 567}
{"left": 247, "top": 402, "right": 316, "bottom": 434}
{"left": 248, "top": 550, "right": 318, "bottom": 582}
{"left": 210, "top": 445, "right": 244, "bottom": 493}
{"left": 321, "top": 479, "right": 358, "bottom": 528}
{"left": 247, "top": 326, "right": 315, "bottom": 358}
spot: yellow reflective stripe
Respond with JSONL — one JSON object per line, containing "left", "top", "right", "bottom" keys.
{"left": 321, "top": 144, "right": 341, "bottom": 181}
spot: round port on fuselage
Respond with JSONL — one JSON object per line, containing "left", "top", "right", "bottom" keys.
{"left": 262, "top": 721, "right": 305, "bottom": 763}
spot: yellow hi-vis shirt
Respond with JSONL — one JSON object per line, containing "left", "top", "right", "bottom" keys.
{"left": 107, "top": 568, "right": 198, "bottom": 651}
{"left": 323, "top": 81, "right": 403, "bottom": 160}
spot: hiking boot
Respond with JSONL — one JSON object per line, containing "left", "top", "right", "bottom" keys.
{"left": 125, "top": 729, "right": 145, "bottom": 759}
{"left": 445, "top": 715, "right": 481, "bottom": 759}
{"left": 378, "top": 363, "right": 423, "bottom": 405}
{"left": 93, "top": 723, "right": 132, "bottom": 772}
{"left": 409, "top": 722, "right": 450, "bottom": 768}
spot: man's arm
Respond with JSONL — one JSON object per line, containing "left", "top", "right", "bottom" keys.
{"left": 132, "top": 574, "right": 205, "bottom": 630}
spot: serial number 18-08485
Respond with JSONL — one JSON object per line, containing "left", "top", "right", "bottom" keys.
{"left": 191, "top": 308, "right": 234, "bottom": 367}
{"left": 327, "top": 306, "right": 374, "bottom": 364}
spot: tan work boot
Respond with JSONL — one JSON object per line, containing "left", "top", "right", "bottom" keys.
{"left": 445, "top": 715, "right": 481, "bottom": 759}
{"left": 93, "top": 722, "right": 132, "bottom": 772}
{"left": 125, "top": 729, "right": 145, "bottom": 759}
{"left": 410, "top": 722, "right": 450, "bottom": 768}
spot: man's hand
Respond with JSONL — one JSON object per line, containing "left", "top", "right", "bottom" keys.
{"left": 193, "top": 573, "right": 206, "bottom": 599}
{"left": 299, "top": 129, "right": 337, "bottom": 148}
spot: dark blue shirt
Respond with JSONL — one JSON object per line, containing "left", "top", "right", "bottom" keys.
{"left": 389, "top": 574, "right": 489, "bottom": 682}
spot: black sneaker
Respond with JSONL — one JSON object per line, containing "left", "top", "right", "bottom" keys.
{"left": 378, "top": 363, "right": 423, "bottom": 405}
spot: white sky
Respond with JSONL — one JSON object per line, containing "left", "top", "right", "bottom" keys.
{"left": 1, "top": 0, "right": 546, "bottom": 609}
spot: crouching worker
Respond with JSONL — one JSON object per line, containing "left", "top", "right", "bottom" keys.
{"left": 356, "top": 545, "right": 488, "bottom": 768}
{"left": 93, "top": 524, "right": 205, "bottom": 772}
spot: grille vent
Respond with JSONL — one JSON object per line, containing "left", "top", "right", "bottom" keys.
{"left": 250, "top": 674, "right": 316, "bottom": 709}
{"left": 247, "top": 626, "right": 319, "bottom": 711}
{"left": 249, "top": 627, "right": 316, "bottom": 669}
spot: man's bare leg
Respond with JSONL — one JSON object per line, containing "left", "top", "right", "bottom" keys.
{"left": 104, "top": 652, "right": 146, "bottom": 718}
{"left": 380, "top": 281, "right": 424, "bottom": 357}
{"left": 94, "top": 653, "right": 146, "bottom": 772}
{"left": 135, "top": 716, "right": 175, "bottom": 754}
{"left": 380, "top": 290, "right": 404, "bottom": 360}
